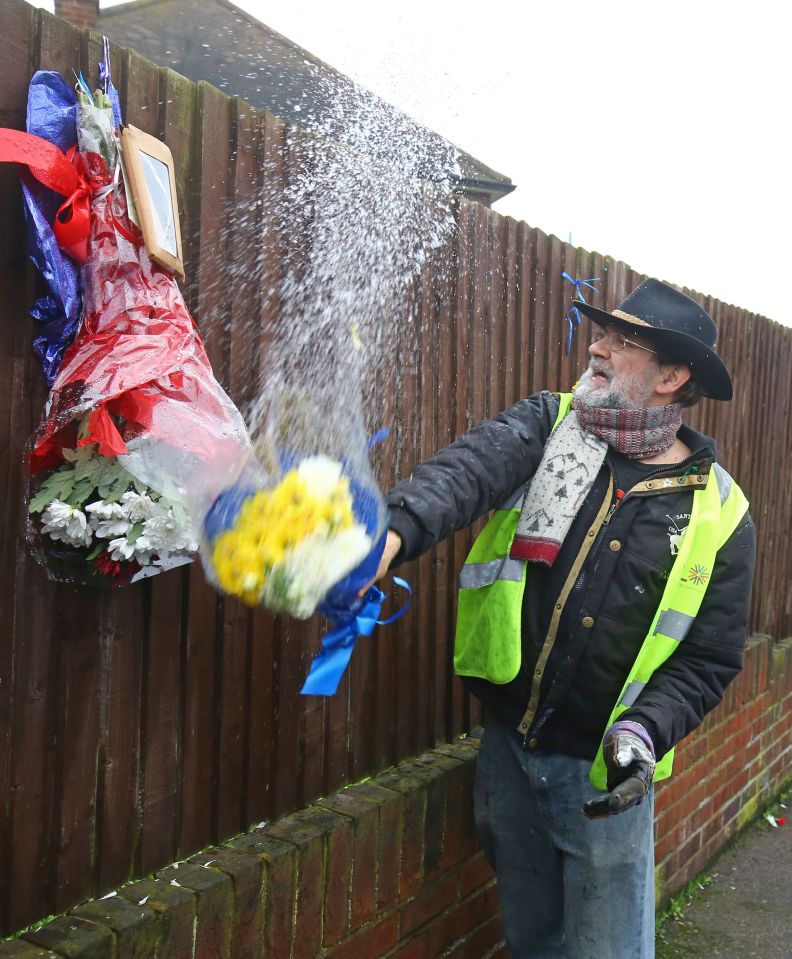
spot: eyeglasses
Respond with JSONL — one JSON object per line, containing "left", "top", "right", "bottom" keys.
{"left": 590, "top": 327, "right": 657, "bottom": 355}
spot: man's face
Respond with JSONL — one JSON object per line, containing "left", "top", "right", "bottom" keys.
{"left": 575, "top": 325, "right": 663, "bottom": 409}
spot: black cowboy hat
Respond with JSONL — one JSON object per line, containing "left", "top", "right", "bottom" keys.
{"left": 574, "top": 278, "right": 733, "bottom": 401}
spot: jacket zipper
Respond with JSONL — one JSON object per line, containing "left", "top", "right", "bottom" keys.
{"left": 570, "top": 464, "right": 617, "bottom": 599}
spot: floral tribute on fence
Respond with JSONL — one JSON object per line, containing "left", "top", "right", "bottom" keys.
{"left": 0, "top": 55, "right": 408, "bottom": 694}
{"left": 1, "top": 66, "right": 248, "bottom": 586}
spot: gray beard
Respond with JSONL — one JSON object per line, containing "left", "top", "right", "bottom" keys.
{"left": 574, "top": 363, "right": 656, "bottom": 410}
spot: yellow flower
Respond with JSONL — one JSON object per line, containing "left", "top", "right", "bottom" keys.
{"left": 209, "top": 460, "right": 361, "bottom": 609}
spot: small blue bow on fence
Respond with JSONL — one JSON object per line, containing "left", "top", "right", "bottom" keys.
{"left": 561, "top": 272, "right": 600, "bottom": 355}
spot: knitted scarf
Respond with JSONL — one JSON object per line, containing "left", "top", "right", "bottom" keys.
{"left": 574, "top": 399, "right": 684, "bottom": 460}
{"left": 509, "top": 399, "right": 683, "bottom": 566}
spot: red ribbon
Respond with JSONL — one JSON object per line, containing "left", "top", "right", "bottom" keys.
{"left": 0, "top": 127, "right": 99, "bottom": 263}
{"left": 77, "top": 403, "right": 129, "bottom": 457}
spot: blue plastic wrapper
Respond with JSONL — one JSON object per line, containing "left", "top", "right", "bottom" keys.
{"left": 22, "top": 71, "right": 82, "bottom": 386}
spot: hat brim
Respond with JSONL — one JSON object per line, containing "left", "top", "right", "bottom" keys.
{"left": 574, "top": 300, "right": 733, "bottom": 401}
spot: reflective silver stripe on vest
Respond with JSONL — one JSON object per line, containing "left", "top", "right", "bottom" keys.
{"left": 499, "top": 487, "right": 526, "bottom": 511}
{"left": 653, "top": 609, "right": 695, "bottom": 642}
{"left": 459, "top": 557, "right": 525, "bottom": 589}
{"left": 620, "top": 680, "right": 645, "bottom": 708}
{"left": 712, "top": 463, "right": 733, "bottom": 506}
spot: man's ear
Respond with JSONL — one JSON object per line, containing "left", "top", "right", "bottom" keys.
{"left": 656, "top": 362, "right": 691, "bottom": 397}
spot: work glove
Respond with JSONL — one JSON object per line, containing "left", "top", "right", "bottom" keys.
{"left": 582, "top": 721, "right": 656, "bottom": 820}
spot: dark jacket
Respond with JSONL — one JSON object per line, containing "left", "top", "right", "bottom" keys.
{"left": 386, "top": 391, "right": 756, "bottom": 761}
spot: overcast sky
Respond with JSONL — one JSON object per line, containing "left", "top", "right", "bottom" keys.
{"left": 38, "top": 0, "right": 789, "bottom": 324}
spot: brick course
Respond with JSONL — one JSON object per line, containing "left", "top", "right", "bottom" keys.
{"left": 2, "top": 638, "right": 789, "bottom": 957}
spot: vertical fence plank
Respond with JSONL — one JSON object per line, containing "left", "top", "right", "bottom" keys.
{"left": 0, "top": 0, "right": 39, "bottom": 934}
{"left": 414, "top": 247, "right": 439, "bottom": 753}
{"left": 6, "top": 5, "right": 90, "bottom": 931}
{"left": 516, "top": 222, "right": 535, "bottom": 398}
{"left": 68, "top": 28, "right": 149, "bottom": 902}
{"left": 431, "top": 228, "right": 458, "bottom": 744}
{"left": 213, "top": 97, "right": 267, "bottom": 838}
{"left": 53, "top": 31, "right": 108, "bottom": 890}
{"left": 203, "top": 83, "right": 256, "bottom": 843}
{"left": 503, "top": 216, "right": 520, "bottom": 408}
{"left": 242, "top": 110, "right": 286, "bottom": 825}
{"left": 93, "top": 589, "right": 145, "bottom": 895}
{"left": 393, "top": 264, "right": 422, "bottom": 761}
{"left": 49, "top": 588, "right": 104, "bottom": 914}
{"left": 488, "top": 211, "right": 507, "bottom": 416}
{"left": 137, "top": 66, "right": 198, "bottom": 874}
{"left": 450, "top": 200, "right": 474, "bottom": 735}
{"left": 529, "top": 229, "right": 550, "bottom": 389}
{"left": 544, "top": 235, "right": 566, "bottom": 391}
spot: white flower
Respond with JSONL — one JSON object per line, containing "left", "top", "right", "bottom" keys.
{"left": 40, "top": 500, "right": 93, "bottom": 548}
{"left": 267, "top": 524, "right": 372, "bottom": 618}
{"left": 137, "top": 510, "right": 198, "bottom": 555}
{"left": 107, "top": 535, "right": 153, "bottom": 566}
{"left": 295, "top": 455, "right": 345, "bottom": 496}
{"left": 85, "top": 501, "right": 131, "bottom": 539}
{"left": 119, "top": 490, "right": 166, "bottom": 523}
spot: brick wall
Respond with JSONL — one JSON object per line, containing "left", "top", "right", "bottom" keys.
{"left": 53, "top": 1, "right": 99, "bottom": 30}
{"left": 654, "top": 633, "right": 792, "bottom": 900}
{"left": 1, "top": 738, "right": 507, "bottom": 959}
{"left": 2, "top": 635, "right": 789, "bottom": 958}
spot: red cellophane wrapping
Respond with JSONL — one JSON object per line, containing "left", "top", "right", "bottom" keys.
{"left": 27, "top": 149, "right": 249, "bottom": 583}
{"left": 30, "top": 151, "right": 247, "bottom": 478}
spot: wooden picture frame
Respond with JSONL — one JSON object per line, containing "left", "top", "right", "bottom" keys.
{"left": 120, "top": 124, "right": 185, "bottom": 280}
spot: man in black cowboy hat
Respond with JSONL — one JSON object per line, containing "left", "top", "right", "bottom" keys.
{"left": 371, "top": 279, "right": 755, "bottom": 958}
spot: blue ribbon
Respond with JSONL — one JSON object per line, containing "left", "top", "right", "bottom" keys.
{"left": 367, "top": 426, "right": 390, "bottom": 449}
{"left": 561, "top": 272, "right": 600, "bottom": 355}
{"left": 76, "top": 71, "right": 93, "bottom": 99}
{"left": 300, "top": 576, "right": 412, "bottom": 696}
{"left": 99, "top": 36, "right": 123, "bottom": 129}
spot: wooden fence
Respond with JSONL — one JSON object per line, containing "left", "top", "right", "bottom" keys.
{"left": 1, "top": 0, "right": 791, "bottom": 935}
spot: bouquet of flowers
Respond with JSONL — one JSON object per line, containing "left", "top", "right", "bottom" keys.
{"left": 28, "top": 423, "right": 197, "bottom": 585}
{"left": 205, "top": 454, "right": 374, "bottom": 616}
{"left": 195, "top": 438, "right": 392, "bottom": 695}
{"left": 4, "top": 70, "right": 249, "bottom": 586}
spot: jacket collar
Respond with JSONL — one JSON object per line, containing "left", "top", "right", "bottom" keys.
{"left": 678, "top": 423, "right": 717, "bottom": 465}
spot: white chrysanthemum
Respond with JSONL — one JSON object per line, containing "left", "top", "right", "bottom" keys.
{"left": 295, "top": 455, "right": 345, "bottom": 496}
{"left": 119, "top": 490, "right": 166, "bottom": 523}
{"left": 266, "top": 524, "right": 372, "bottom": 618}
{"left": 41, "top": 499, "right": 93, "bottom": 548}
{"left": 84, "top": 501, "right": 131, "bottom": 539}
{"left": 107, "top": 535, "right": 153, "bottom": 566}
{"left": 137, "top": 510, "right": 198, "bottom": 555}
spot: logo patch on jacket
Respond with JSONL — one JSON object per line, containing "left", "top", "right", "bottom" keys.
{"left": 666, "top": 513, "right": 690, "bottom": 555}
{"left": 687, "top": 564, "right": 710, "bottom": 585}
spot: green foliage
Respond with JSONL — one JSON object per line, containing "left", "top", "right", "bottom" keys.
{"left": 28, "top": 468, "right": 78, "bottom": 513}
{"left": 28, "top": 444, "right": 144, "bottom": 513}
{"left": 126, "top": 522, "right": 145, "bottom": 546}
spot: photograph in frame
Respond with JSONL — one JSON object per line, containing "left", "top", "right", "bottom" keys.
{"left": 120, "top": 124, "right": 185, "bottom": 280}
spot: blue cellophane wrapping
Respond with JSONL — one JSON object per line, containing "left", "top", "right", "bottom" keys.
{"left": 22, "top": 71, "right": 82, "bottom": 386}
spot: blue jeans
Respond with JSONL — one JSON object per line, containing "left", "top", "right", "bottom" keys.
{"left": 474, "top": 718, "right": 655, "bottom": 959}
